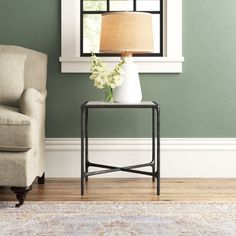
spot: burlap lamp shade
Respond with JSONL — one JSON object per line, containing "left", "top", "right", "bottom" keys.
{"left": 100, "top": 12, "right": 154, "bottom": 54}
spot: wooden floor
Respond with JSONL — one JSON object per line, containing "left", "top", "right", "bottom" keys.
{"left": 1, "top": 178, "right": 236, "bottom": 202}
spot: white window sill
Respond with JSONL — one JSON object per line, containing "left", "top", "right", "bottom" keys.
{"left": 59, "top": 56, "right": 184, "bottom": 73}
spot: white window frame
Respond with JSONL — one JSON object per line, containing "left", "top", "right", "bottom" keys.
{"left": 60, "top": 0, "right": 184, "bottom": 73}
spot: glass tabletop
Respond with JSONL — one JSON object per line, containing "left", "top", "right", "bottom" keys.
{"left": 83, "top": 101, "right": 159, "bottom": 108}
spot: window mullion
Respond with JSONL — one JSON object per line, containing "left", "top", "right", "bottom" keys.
{"left": 107, "top": 0, "right": 110, "bottom": 11}
{"left": 160, "top": 0, "right": 163, "bottom": 56}
{"left": 133, "top": 0, "right": 136, "bottom": 11}
{"left": 80, "top": 0, "right": 83, "bottom": 57}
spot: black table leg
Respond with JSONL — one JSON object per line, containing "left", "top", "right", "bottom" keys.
{"left": 156, "top": 105, "right": 160, "bottom": 195}
{"left": 85, "top": 108, "right": 88, "bottom": 182}
{"left": 152, "top": 108, "right": 155, "bottom": 182}
{"left": 81, "top": 106, "right": 85, "bottom": 195}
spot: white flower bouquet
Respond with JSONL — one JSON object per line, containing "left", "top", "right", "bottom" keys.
{"left": 90, "top": 53, "right": 124, "bottom": 102}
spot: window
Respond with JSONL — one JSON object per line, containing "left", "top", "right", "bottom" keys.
{"left": 81, "top": 0, "right": 163, "bottom": 57}
{"left": 60, "top": 0, "right": 184, "bottom": 73}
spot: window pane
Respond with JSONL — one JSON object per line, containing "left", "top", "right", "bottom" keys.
{"left": 110, "top": 0, "right": 133, "bottom": 11}
{"left": 136, "top": 0, "right": 160, "bottom": 11}
{"left": 152, "top": 14, "right": 160, "bottom": 53}
{"left": 83, "top": 0, "right": 106, "bottom": 11}
{"left": 83, "top": 14, "right": 102, "bottom": 53}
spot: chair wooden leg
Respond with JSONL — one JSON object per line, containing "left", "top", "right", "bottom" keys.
{"left": 38, "top": 173, "right": 45, "bottom": 184}
{"left": 11, "top": 186, "right": 32, "bottom": 207}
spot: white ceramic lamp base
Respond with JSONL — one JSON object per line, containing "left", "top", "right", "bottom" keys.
{"left": 113, "top": 57, "right": 142, "bottom": 103}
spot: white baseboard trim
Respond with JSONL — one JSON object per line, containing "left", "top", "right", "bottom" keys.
{"left": 45, "top": 138, "right": 236, "bottom": 178}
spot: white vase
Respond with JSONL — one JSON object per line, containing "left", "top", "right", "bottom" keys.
{"left": 113, "top": 57, "right": 142, "bottom": 103}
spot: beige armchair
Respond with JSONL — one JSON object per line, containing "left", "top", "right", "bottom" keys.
{"left": 0, "top": 45, "right": 47, "bottom": 207}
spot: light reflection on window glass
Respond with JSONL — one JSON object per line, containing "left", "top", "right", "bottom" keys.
{"left": 110, "top": 0, "right": 133, "bottom": 11}
{"left": 152, "top": 14, "right": 160, "bottom": 53}
{"left": 83, "top": 0, "right": 107, "bottom": 11}
{"left": 137, "top": 0, "right": 160, "bottom": 11}
{"left": 83, "top": 14, "right": 102, "bottom": 53}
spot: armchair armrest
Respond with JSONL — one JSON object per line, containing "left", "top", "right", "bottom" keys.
{"left": 20, "top": 88, "right": 47, "bottom": 117}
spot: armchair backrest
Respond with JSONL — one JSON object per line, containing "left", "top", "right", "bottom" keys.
{"left": 0, "top": 45, "right": 47, "bottom": 92}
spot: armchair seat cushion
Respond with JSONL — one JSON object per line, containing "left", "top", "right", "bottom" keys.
{"left": 0, "top": 105, "right": 33, "bottom": 151}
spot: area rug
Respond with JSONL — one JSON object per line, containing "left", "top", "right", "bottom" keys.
{"left": 0, "top": 201, "right": 236, "bottom": 236}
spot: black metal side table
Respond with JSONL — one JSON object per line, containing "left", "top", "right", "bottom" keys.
{"left": 81, "top": 101, "right": 160, "bottom": 195}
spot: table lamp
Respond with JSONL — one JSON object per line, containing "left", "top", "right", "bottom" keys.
{"left": 100, "top": 12, "right": 154, "bottom": 103}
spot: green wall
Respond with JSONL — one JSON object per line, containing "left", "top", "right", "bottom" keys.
{"left": 1, "top": 0, "right": 236, "bottom": 138}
